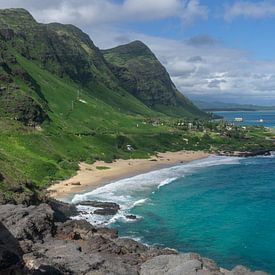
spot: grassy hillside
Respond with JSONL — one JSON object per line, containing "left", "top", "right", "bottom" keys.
{"left": 0, "top": 9, "right": 274, "bottom": 203}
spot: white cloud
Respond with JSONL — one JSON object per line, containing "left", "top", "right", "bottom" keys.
{"left": 1, "top": 0, "right": 275, "bottom": 103}
{"left": 89, "top": 27, "right": 275, "bottom": 104}
{"left": 0, "top": 0, "right": 208, "bottom": 26}
{"left": 224, "top": 1, "right": 275, "bottom": 21}
{"left": 181, "top": 0, "right": 208, "bottom": 24}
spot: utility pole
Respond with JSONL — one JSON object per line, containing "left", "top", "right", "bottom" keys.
{"left": 71, "top": 100, "right": 74, "bottom": 111}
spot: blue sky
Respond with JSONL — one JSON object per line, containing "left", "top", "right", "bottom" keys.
{"left": 1, "top": 0, "right": 275, "bottom": 104}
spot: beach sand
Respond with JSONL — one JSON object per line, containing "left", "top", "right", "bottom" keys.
{"left": 47, "top": 150, "right": 209, "bottom": 200}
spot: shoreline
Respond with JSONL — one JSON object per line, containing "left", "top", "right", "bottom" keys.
{"left": 47, "top": 150, "right": 209, "bottom": 201}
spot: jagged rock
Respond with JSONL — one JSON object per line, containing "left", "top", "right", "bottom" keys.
{"left": 96, "top": 227, "right": 118, "bottom": 239}
{"left": 227, "top": 265, "right": 268, "bottom": 275}
{"left": 0, "top": 222, "right": 23, "bottom": 274}
{"left": 202, "top": 257, "right": 221, "bottom": 272}
{"left": 0, "top": 204, "right": 54, "bottom": 242}
{"left": 56, "top": 219, "right": 97, "bottom": 241}
{"left": 23, "top": 240, "right": 105, "bottom": 274}
{"left": 47, "top": 198, "right": 78, "bottom": 222}
{"left": 76, "top": 200, "right": 120, "bottom": 216}
{"left": 77, "top": 200, "right": 120, "bottom": 210}
{"left": 93, "top": 208, "right": 118, "bottom": 216}
{"left": 126, "top": 214, "right": 137, "bottom": 220}
{"left": 140, "top": 253, "right": 212, "bottom": 275}
{"left": 0, "top": 203, "right": 269, "bottom": 275}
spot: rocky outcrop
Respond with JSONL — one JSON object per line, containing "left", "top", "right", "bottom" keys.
{"left": 218, "top": 150, "right": 271, "bottom": 158}
{"left": 0, "top": 202, "right": 269, "bottom": 275}
{"left": 77, "top": 200, "right": 120, "bottom": 216}
{"left": 0, "top": 204, "right": 54, "bottom": 243}
{"left": 47, "top": 198, "right": 78, "bottom": 222}
{"left": 0, "top": 181, "right": 45, "bottom": 206}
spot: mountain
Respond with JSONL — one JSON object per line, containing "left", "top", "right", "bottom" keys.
{"left": 1, "top": 9, "right": 273, "bottom": 204}
{"left": 102, "top": 41, "right": 206, "bottom": 118}
{"left": 194, "top": 100, "right": 275, "bottom": 111}
{"left": 0, "top": 8, "right": 209, "bottom": 198}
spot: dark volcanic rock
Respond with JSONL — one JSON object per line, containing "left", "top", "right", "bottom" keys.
{"left": 0, "top": 204, "right": 54, "bottom": 242}
{"left": 0, "top": 222, "right": 24, "bottom": 274}
{"left": 218, "top": 150, "right": 271, "bottom": 158}
{"left": 93, "top": 207, "right": 118, "bottom": 215}
{"left": 0, "top": 202, "right": 269, "bottom": 275}
{"left": 126, "top": 214, "right": 137, "bottom": 220}
{"left": 77, "top": 200, "right": 120, "bottom": 210}
{"left": 56, "top": 219, "right": 97, "bottom": 241}
{"left": 228, "top": 265, "right": 268, "bottom": 275}
{"left": 47, "top": 198, "right": 78, "bottom": 222}
{"left": 77, "top": 200, "right": 120, "bottom": 216}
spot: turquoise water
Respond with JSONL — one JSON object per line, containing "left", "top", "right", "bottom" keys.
{"left": 214, "top": 110, "right": 275, "bottom": 127}
{"left": 72, "top": 156, "right": 275, "bottom": 274}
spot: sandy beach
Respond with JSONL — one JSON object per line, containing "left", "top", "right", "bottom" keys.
{"left": 47, "top": 150, "right": 209, "bottom": 200}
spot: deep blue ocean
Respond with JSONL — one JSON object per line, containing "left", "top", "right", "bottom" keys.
{"left": 71, "top": 111, "right": 275, "bottom": 274}
{"left": 214, "top": 110, "right": 275, "bottom": 127}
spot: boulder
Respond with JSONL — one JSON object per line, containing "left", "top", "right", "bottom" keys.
{"left": 56, "top": 219, "right": 97, "bottom": 241}
{"left": 228, "top": 265, "right": 268, "bottom": 275}
{"left": 126, "top": 214, "right": 137, "bottom": 220}
{"left": 77, "top": 200, "right": 120, "bottom": 210}
{"left": 23, "top": 240, "right": 105, "bottom": 274}
{"left": 140, "top": 253, "right": 213, "bottom": 275}
{"left": 47, "top": 198, "right": 78, "bottom": 222}
{"left": 0, "top": 203, "right": 54, "bottom": 242}
{"left": 94, "top": 208, "right": 118, "bottom": 216}
{"left": 0, "top": 222, "right": 23, "bottom": 274}
{"left": 76, "top": 200, "right": 120, "bottom": 216}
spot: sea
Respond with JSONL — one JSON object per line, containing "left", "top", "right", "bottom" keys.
{"left": 71, "top": 111, "right": 275, "bottom": 274}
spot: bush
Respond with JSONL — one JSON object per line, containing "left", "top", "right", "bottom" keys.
{"left": 59, "top": 160, "right": 79, "bottom": 171}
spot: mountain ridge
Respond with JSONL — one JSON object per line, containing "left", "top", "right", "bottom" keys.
{"left": 0, "top": 8, "right": 274, "bottom": 203}
{"left": 102, "top": 40, "right": 206, "bottom": 117}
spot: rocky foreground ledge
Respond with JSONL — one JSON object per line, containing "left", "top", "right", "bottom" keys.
{"left": 0, "top": 200, "right": 269, "bottom": 275}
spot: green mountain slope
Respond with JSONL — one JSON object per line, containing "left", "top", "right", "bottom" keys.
{"left": 0, "top": 8, "right": 209, "bottom": 201}
{"left": 2, "top": 9, "right": 272, "bottom": 203}
{"left": 0, "top": 9, "right": 162, "bottom": 118}
{"left": 102, "top": 41, "right": 206, "bottom": 118}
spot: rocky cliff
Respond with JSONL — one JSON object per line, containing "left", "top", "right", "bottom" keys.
{"left": 0, "top": 200, "right": 268, "bottom": 275}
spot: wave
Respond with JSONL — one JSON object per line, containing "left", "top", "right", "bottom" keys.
{"left": 157, "top": 177, "right": 178, "bottom": 189}
{"left": 71, "top": 155, "right": 241, "bottom": 225}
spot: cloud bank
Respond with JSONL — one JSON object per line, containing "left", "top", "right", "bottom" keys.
{"left": 0, "top": 0, "right": 208, "bottom": 25}
{"left": 90, "top": 29, "right": 275, "bottom": 104}
{"left": 1, "top": 0, "right": 275, "bottom": 104}
{"left": 224, "top": 1, "right": 275, "bottom": 20}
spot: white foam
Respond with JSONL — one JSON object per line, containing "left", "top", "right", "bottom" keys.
{"left": 71, "top": 155, "right": 241, "bottom": 225}
{"left": 132, "top": 198, "right": 148, "bottom": 207}
{"left": 157, "top": 177, "right": 178, "bottom": 189}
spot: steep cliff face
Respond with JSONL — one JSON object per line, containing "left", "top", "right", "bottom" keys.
{"left": 103, "top": 41, "right": 207, "bottom": 118}
{"left": 0, "top": 9, "right": 206, "bottom": 118}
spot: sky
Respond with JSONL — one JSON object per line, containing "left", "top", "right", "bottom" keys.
{"left": 1, "top": 0, "right": 275, "bottom": 105}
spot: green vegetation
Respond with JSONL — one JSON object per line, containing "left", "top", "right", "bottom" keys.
{"left": 96, "top": 166, "right": 111, "bottom": 170}
{"left": 102, "top": 41, "right": 207, "bottom": 118}
{"left": 0, "top": 8, "right": 274, "bottom": 202}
